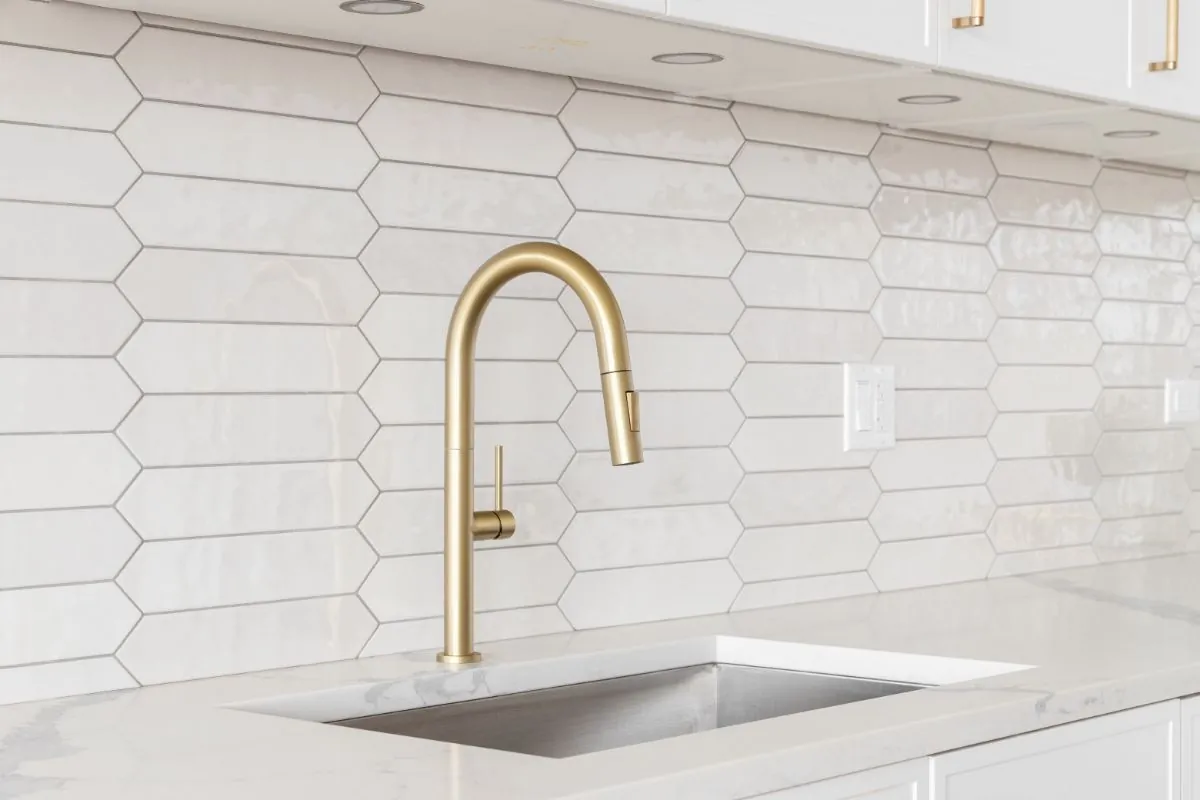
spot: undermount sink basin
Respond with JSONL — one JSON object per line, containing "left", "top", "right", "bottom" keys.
{"left": 332, "top": 663, "right": 923, "bottom": 758}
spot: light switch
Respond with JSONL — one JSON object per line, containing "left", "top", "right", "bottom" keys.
{"left": 1165, "top": 379, "right": 1200, "bottom": 424}
{"left": 844, "top": 364, "right": 895, "bottom": 451}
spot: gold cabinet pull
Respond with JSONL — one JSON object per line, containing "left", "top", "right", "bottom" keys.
{"left": 952, "top": 0, "right": 985, "bottom": 28}
{"left": 1151, "top": 0, "right": 1180, "bottom": 71}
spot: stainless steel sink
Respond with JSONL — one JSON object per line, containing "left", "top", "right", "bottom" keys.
{"left": 331, "top": 664, "right": 924, "bottom": 758}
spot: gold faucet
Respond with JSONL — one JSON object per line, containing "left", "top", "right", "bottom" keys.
{"left": 438, "top": 242, "right": 644, "bottom": 664}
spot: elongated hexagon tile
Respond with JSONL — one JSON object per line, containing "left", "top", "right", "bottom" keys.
{"left": 990, "top": 546, "right": 1099, "bottom": 577}
{"left": 0, "top": 44, "right": 139, "bottom": 131}
{"left": 869, "top": 534, "right": 994, "bottom": 591}
{"left": 869, "top": 187, "right": 995, "bottom": 243}
{"left": 361, "top": 547, "right": 571, "bottom": 622}
{"left": 989, "top": 366, "right": 1101, "bottom": 411}
{"left": 987, "top": 177, "right": 1100, "bottom": 230}
{"left": 559, "top": 560, "right": 740, "bottom": 629}
{"left": 988, "top": 143, "right": 1099, "bottom": 185}
{"left": 560, "top": 274, "right": 743, "bottom": 334}
{"left": 119, "top": 176, "right": 376, "bottom": 257}
{"left": 1095, "top": 256, "right": 1191, "bottom": 302}
{"left": 559, "top": 213, "right": 744, "bottom": 278}
{"left": 119, "top": 102, "right": 377, "bottom": 190}
{"left": 0, "top": 658, "right": 137, "bottom": 706}
{"left": 988, "top": 412, "right": 1101, "bottom": 459}
{"left": 875, "top": 340, "right": 996, "bottom": 389}
{"left": 1094, "top": 213, "right": 1192, "bottom": 260}
{"left": 560, "top": 332, "right": 743, "bottom": 391}
{"left": 0, "top": 202, "right": 138, "bottom": 281}
{"left": 870, "top": 136, "right": 995, "bottom": 196}
{"left": 1097, "top": 388, "right": 1166, "bottom": 430}
{"left": 118, "top": 596, "right": 375, "bottom": 685}
{"left": 136, "top": 13, "right": 362, "bottom": 54}
{"left": 988, "top": 457, "right": 1101, "bottom": 506}
{"left": 733, "top": 418, "right": 872, "bottom": 473}
{"left": 119, "top": 394, "right": 378, "bottom": 467}
{"left": 988, "top": 272, "right": 1100, "bottom": 320}
{"left": 361, "top": 96, "right": 572, "bottom": 176}
{"left": 1094, "top": 514, "right": 1190, "bottom": 561}
{"left": 871, "top": 289, "right": 994, "bottom": 340}
{"left": 733, "top": 572, "right": 877, "bottom": 612}
{"left": 118, "top": 323, "right": 377, "bottom": 393}
{"left": 1188, "top": 287, "right": 1200, "bottom": 324}
{"left": 733, "top": 309, "right": 880, "bottom": 362}
{"left": 360, "top": 47, "right": 574, "bottom": 114}
{"left": 119, "top": 27, "right": 378, "bottom": 121}
{"left": 1095, "top": 473, "right": 1190, "bottom": 519}
{"left": 0, "top": 124, "right": 138, "bottom": 204}
{"left": 732, "top": 469, "right": 879, "bottom": 528}
{"left": 0, "top": 359, "right": 139, "bottom": 434}
{"left": 733, "top": 364, "right": 842, "bottom": 417}
{"left": 361, "top": 163, "right": 572, "bottom": 236}
{"left": 561, "top": 448, "right": 742, "bottom": 511}
{"left": 733, "top": 198, "right": 879, "bottom": 257}
{"left": 988, "top": 225, "right": 1100, "bottom": 275}
{"left": 571, "top": 79, "right": 729, "bottom": 109}
{"left": 732, "top": 143, "right": 879, "bottom": 206}
{"left": 0, "top": 584, "right": 140, "bottom": 668}
{"left": 561, "top": 91, "right": 742, "bottom": 164}
{"left": 120, "top": 250, "right": 376, "bottom": 325}
{"left": 987, "top": 501, "right": 1100, "bottom": 552}
{"left": 895, "top": 390, "right": 996, "bottom": 440}
{"left": 364, "top": 361, "right": 574, "bottom": 425}
{"left": 869, "top": 238, "right": 994, "bottom": 292}
{"left": 731, "top": 521, "right": 877, "bottom": 582}
{"left": 1188, "top": 205, "right": 1200, "bottom": 240}
{"left": 0, "top": 433, "right": 137, "bottom": 512}
{"left": 0, "top": 509, "right": 139, "bottom": 590}
{"left": 2, "top": 0, "right": 138, "bottom": 54}
{"left": 562, "top": 391, "right": 742, "bottom": 451}
{"left": 731, "top": 103, "right": 880, "bottom": 154}
{"left": 362, "top": 295, "right": 572, "bottom": 360}
{"left": 871, "top": 438, "right": 994, "bottom": 491}
{"left": 561, "top": 504, "right": 741, "bottom": 570}
{"left": 1094, "top": 301, "right": 1191, "bottom": 344}
{"left": 1095, "top": 345, "right": 1190, "bottom": 387}
{"left": 869, "top": 486, "right": 995, "bottom": 541}
{"left": 560, "top": 151, "right": 741, "bottom": 221}
{"left": 987, "top": 319, "right": 1101, "bottom": 365}
{"left": 119, "top": 461, "right": 377, "bottom": 539}
{"left": 119, "top": 529, "right": 376, "bottom": 613}
{"left": 1094, "top": 168, "right": 1192, "bottom": 219}
{"left": 362, "top": 607, "right": 572, "bottom": 659}
{"left": 1094, "top": 430, "right": 1191, "bottom": 475}
{"left": 360, "top": 483, "right": 574, "bottom": 556}
{"left": 734, "top": 253, "right": 880, "bottom": 310}
{"left": 0, "top": 281, "right": 136, "bottom": 357}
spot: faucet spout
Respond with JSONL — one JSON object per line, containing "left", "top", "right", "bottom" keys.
{"left": 439, "top": 242, "right": 643, "bottom": 664}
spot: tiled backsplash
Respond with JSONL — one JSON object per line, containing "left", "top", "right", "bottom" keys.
{"left": 3, "top": 0, "right": 1200, "bottom": 705}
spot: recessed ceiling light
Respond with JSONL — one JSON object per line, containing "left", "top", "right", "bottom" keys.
{"left": 897, "top": 94, "right": 962, "bottom": 105}
{"left": 651, "top": 52, "right": 724, "bottom": 65}
{"left": 1103, "top": 129, "right": 1160, "bottom": 139}
{"left": 339, "top": 0, "right": 424, "bottom": 13}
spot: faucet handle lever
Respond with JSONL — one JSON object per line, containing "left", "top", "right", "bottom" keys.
{"left": 472, "top": 445, "right": 516, "bottom": 541}
{"left": 493, "top": 444, "right": 504, "bottom": 511}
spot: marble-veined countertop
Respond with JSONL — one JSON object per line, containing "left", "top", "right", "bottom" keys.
{"left": 7, "top": 554, "right": 1200, "bottom": 799}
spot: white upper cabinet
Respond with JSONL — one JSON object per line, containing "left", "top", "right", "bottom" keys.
{"left": 666, "top": 0, "right": 938, "bottom": 65}
{"left": 937, "top": 0, "right": 1133, "bottom": 101}
{"left": 1131, "top": 0, "right": 1200, "bottom": 116}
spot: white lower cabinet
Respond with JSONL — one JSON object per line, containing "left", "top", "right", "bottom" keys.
{"left": 930, "top": 700, "right": 1179, "bottom": 800}
{"left": 1181, "top": 696, "right": 1200, "bottom": 799}
{"left": 754, "top": 760, "right": 928, "bottom": 799}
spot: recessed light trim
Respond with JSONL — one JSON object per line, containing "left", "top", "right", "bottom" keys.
{"left": 1103, "top": 129, "right": 1160, "bottom": 139}
{"left": 339, "top": 0, "right": 424, "bottom": 14}
{"left": 897, "top": 94, "right": 962, "bottom": 105}
{"left": 651, "top": 52, "right": 724, "bottom": 65}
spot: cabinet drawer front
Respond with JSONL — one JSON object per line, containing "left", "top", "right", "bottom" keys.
{"left": 756, "top": 760, "right": 927, "bottom": 799}
{"left": 932, "top": 701, "right": 1179, "bottom": 800}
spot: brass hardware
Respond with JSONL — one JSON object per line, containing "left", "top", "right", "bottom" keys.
{"left": 438, "top": 242, "right": 643, "bottom": 665}
{"left": 952, "top": 0, "right": 985, "bottom": 28}
{"left": 1151, "top": 0, "right": 1180, "bottom": 71}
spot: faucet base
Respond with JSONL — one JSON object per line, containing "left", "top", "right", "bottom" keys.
{"left": 437, "top": 652, "right": 482, "bottom": 665}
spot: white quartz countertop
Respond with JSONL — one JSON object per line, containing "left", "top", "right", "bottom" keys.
{"left": 8, "top": 554, "right": 1200, "bottom": 799}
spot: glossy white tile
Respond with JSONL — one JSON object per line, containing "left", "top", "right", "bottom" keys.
{"left": 361, "top": 606, "right": 572, "bottom": 657}
{"left": 871, "top": 289, "right": 995, "bottom": 340}
{"left": 869, "top": 238, "right": 995, "bottom": 292}
{"left": 560, "top": 332, "right": 744, "bottom": 390}
{"left": 1095, "top": 344, "right": 1191, "bottom": 387}
{"left": 986, "top": 177, "right": 1100, "bottom": 230}
{"left": 561, "top": 391, "right": 742, "bottom": 451}
{"left": 874, "top": 340, "right": 997, "bottom": 389}
{"left": 1094, "top": 168, "right": 1192, "bottom": 219}
{"left": 0, "top": 658, "right": 136, "bottom": 707}
{"left": 558, "top": 213, "right": 744, "bottom": 277}
{"left": 0, "top": 202, "right": 138, "bottom": 281}
{"left": 869, "top": 187, "right": 996, "bottom": 243}
{"left": 1093, "top": 256, "right": 1191, "bottom": 302}
{"left": 987, "top": 225, "right": 1101, "bottom": 275}
{"left": 560, "top": 151, "right": 742, "bottom": 220}
{"left": 559, "top": 560, "right": 740, "bottom": 629}
{"left": 0, "top": 359, "right": 139, "bottom": 433}
{"left": 732, "top": 469, "right": 880, "bottom": 527}
{"left": 988, "top": 366, "right": 1101, "bottom": 411}
{"left": 1094, "top": 213, "right": 1192, "bottom": 260}
{"left": 733, "top": 309, "right": 881, "bottom": 362}
{"left": 731, "top": 572, "right": 877, "bottom": 611}
{"left": 987, "top": 272, "right": 1101, "bottom": 319}
{"left": 732, "top": 364, "right": 843, "bottom": 417}
{"left": 987, "top": 502, "right": 1101, "bottom": 552}
{"left": 1094, "top": 301, "right": 1191, "bottom": 344}
{"left": 894, "top": 390, "right": 996, "bottom": 440}
{"left": 871, "top": 438, "right": 995, "bottom": 491}
{"left": 869, "top": 534, "right": 994, "bottom": 591}
{"left": 987, "top": 143, "right": 1099, "bottom": 185}
{"left": 870, "top": 136, "right": 995, "bottom": 196}
{"left": 0, "top": 44, "right": 138, "bottom": 131}
{"left": 560, "top": 91, "right": 742, "bottom": 163}
{"left": 869, "top": 486, "right": 995, "bottom": 542}
{"left": 731, "top": 103, "right": 880, "bottom": 154}
{"left": 731, "top": 521, "right": 878, "bottom": 582}
{"left": 0, "top": 433, "right": 138, "bottom": 511}
{"left": 1093, "top": 430, "right": 1191, "bottom": 475}
{"left": 732, "top": 417, "right": 873, "bottom": 472}
{"left": 1, "top": 0, "right": 138, "bottom": 53}
{"left": 0, "top": 281, "right": 136, "bottom": 357}
{"left": 987, "top": 412, "right": 1101, "bottom": 458}
{"left": 733, "top": 142, "right": 880, "bottom": 206}
{"left": 734, "top": 253, "right": 879, "bottom": 310}
{"left": 0, "top": 124, "right": 137, "bottom": 204}
{"left": 987, "top": 319, "right": 1101, "bottom": 365}
{"left": 0, "top": 584, "right": 139, "bottom": 668}
{"left": 989, "top": 546, "right": 1099, "bottom": 577}
{"left": 561, "top": 448, "right": 742, "bottom": 511}
{"left": 0, "top": 508, "right": 139, "bottom": 590}
{"left": 561, "top": 505, "right": 742, "bottom": 570}
{"left": 559, "top": 274, "right": 744, "bottom": 333}
{"left": 988, "top": 457, "right": 1102, "bottom": 506}
{"left": 135, "top": 13, "right": 361, "bottom": 54}
{"left": 732, "top": 198, "right": 879, "bottom": 257}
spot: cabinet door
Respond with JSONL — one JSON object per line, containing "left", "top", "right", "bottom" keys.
{"left": 932, "top": 701, "right": 1180, "bottom": 800}
{"left": 755, "top": 760, "right": 928, "bottom": 800}
{"left": 667, "top": 0, "right": 937, "bottom": 65}
{"left": 938, "top": 0, "right": 1132, "bottom": 100}
{"left": 1182, "top": 695, "right": 1200, "bottom": 799}
{"left": 1131, "top": 0, "right": 1200, "bottom": 117}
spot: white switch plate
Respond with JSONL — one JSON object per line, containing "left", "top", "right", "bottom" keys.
{"left": 844, "top": 364, "right": 895, "bottom": 451}
{"left": 1165, "top": 379, "right": 1200, "bottom": 424}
